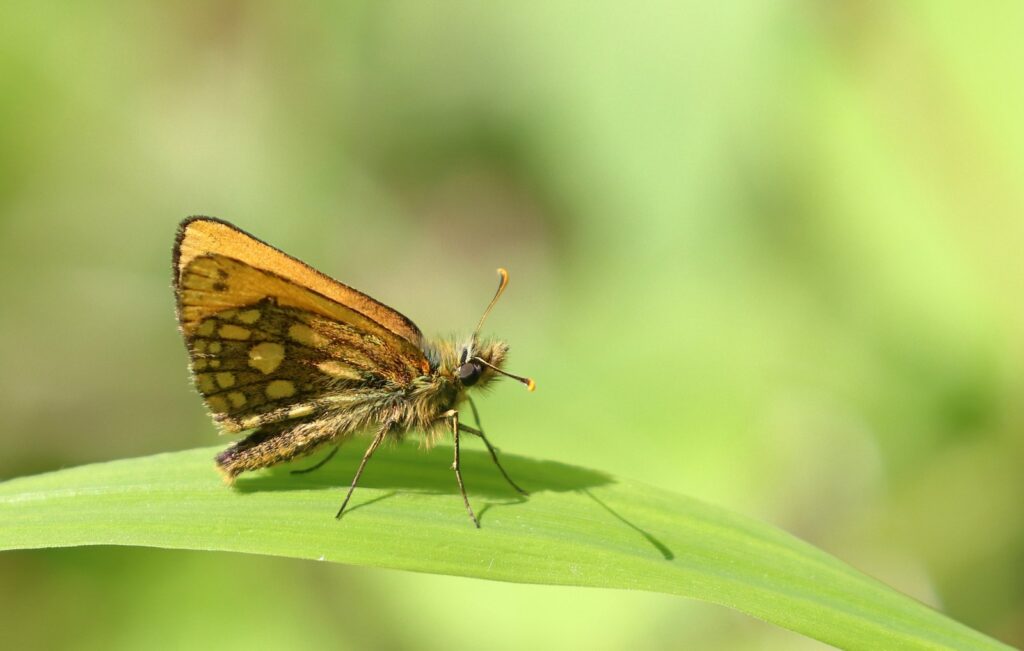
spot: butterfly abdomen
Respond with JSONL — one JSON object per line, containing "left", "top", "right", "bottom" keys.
{"left": 214, "top": 373, "right": 458, "bottom": 479}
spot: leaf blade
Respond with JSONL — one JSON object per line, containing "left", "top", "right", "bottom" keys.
{"left": 0, "top": 445, "right": 1010, "bottom": 651}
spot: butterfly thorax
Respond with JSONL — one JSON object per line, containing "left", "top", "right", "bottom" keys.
{"left": 326, "top": 336, "right": 503, "bottom": 451}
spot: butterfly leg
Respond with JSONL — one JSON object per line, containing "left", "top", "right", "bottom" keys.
{"left": 447, "top": 410, "right": 480, "bottom": 528}
{"left": 290, "top": 445, "right": 340, "bottom": 475}
{"left": 457, "top": 423, "right": 528, "bottom": 495}
{"left": 335, "top": 423, "right": 389, "bottom": 520}
{"left": 462, "top": 396, "right": 528, "bottom": 495}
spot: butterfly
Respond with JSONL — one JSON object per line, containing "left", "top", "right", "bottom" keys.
{"left": 172, "top": 217, "right": 534, "bottom": 527}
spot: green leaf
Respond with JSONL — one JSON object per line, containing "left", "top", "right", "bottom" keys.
{"left": 0, "top": 444, "right": 1009, "bottom": 651}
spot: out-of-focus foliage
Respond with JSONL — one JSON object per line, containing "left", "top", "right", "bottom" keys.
{"left": 0, "top": 2, "right": 1021, "bottom": 649}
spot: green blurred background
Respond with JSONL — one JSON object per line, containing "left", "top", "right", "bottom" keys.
{"left": 2, "top": 2, "right": 1022, "bottom": 649}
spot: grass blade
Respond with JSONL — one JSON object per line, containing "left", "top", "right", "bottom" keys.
{"left": 0, "top": 444, "right": 1010, "bottom": 651}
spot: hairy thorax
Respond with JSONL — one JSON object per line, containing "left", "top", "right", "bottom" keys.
{"left": 372, "top": 336, "right": 509, "bottom": 445}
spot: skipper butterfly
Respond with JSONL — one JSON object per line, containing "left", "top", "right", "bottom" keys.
{"left": 172, "top": 217, "right": 533, "bottom": 527}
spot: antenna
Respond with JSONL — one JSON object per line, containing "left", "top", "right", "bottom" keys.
{"left": 468, "top": 268, "right": 535, "bottom": 392}
{"left": 471, "top": 268, "right": 509, "bottom": 345}
{"left": 472, "top": 356, "right": 536, "bottom": 392}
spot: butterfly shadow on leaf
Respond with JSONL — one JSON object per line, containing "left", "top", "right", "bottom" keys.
{"left": 230, "top": 440, "right": 673, "bottom": 558}
{"left": 232, "top": 439, "right": 612, "bottom": 499}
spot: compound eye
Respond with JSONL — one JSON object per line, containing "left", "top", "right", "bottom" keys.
{"left": 457, "top": 361, "right": 482, "bottom": 386}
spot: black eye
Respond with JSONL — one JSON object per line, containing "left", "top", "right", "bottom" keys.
{"left": 458, "top": 361, "right": 482, "bottom": 386}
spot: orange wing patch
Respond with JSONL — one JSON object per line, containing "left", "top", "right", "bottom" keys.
{"left": 174, "top": 217, "right": 424, "bottom": 348}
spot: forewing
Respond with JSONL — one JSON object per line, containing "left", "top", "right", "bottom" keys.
{"left": 174, "top": 217, "right": 425, "bottom": 347}
{"left": 174, "top": 229, "right": 429, "bottom": 432}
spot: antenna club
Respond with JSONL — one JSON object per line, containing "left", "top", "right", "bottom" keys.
{"left": 526, "top": 378, "right": 536, "bottom": 392}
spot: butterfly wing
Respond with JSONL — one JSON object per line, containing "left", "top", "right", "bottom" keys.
{"left": 173, "top": 217, "right": 430, "bottom": 433}
{"left": 175, "top": 217, "right": 424, "bottom": 347}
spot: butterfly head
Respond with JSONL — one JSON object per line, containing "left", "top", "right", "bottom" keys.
{"left": 453, "top": 339, "right": 502, "bottom": 387}
{"left": 449, "top": 268, "right": 535, "bottom": 393}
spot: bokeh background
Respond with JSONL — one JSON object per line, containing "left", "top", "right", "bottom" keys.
{"left": 2, "top": 2, "right": 1022, "bottom": 649}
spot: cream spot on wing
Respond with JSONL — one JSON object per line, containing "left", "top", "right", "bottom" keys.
{"left": 196, "top": 320, "right": 215, "bottom": 337}
{"left": 215, "top": 372, "right": 236, "bottom": 389}
{"left": 248, "top": 342, "right": 285, "bottom": 375}
{"left": 240, "top": 415, "right": 262, "bottom": 429}
{"left": 288, "top": 404, "right": 315, "bottom": 418}
{"left": 227, "top": 391, "right": 246, "bottom": 408}
{"left": 219, "top": 324, "right": 251, "bottom": 340}
{"left": 193, "top": 359, "right": 208, "bottom": 371}
{"left": 288, "top": 323, "right": 328, "bottom": 348}
{"left": 207, "top": 395, "right": 228, "bottom": 413}
{"left": 217, "top": 309, "right": 238, "bottom": 320}
{"left": 193, "top": 340, "right": 207, "bottom": 353}
{"left": 208, "top": 341, "right": 222, "bottom": 354}
{"left": 237, "top": 309, "right": 261, "bottom": 324}
{"left": 316, "top": 360, "right": 361, "bottom": 380}
{"left": 266, "top": 379, "right": 296, "bottom": 399}
{"left": 209, "top": 359, "right": 221, "bottom": 369}
{"left": 196, "top": 374, "right": 216, "bottom": 394}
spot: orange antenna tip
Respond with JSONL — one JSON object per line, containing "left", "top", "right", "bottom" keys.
{"left": 526, "top": 378, "right": 536, "bottom": 392}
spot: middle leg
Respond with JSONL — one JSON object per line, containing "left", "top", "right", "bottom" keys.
{"left": 447, "top": 410, "right": 480, "bottom": 528}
